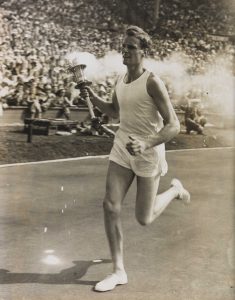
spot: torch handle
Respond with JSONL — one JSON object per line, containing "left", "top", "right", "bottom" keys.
{"left": 76, "top": 81, "right": 96, "bottom": 119}
{"left": 84, "top": 95, "right": 95, "bottom": 119}
{"left": 100, "top": 124, "right": 115, "bottom": 137}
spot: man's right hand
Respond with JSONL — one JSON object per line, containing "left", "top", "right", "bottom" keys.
{"left": 80, "top": 86, "right": 96, "bottom": 101}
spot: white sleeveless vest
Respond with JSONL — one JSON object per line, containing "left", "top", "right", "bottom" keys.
{"left": 115, "top": 70, "right": 168, "bottom": 175}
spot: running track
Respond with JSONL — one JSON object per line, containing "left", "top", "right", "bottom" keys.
{"left": 0, "top": 148, "right": 234, "bottom": 300}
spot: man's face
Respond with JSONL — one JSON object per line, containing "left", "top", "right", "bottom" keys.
{"left": 122, "top": 35, "right": 144, "bottom": 66}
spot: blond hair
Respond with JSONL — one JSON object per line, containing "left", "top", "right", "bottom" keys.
{"left": 125, "top": 26, "right": 152, "bottom": 50}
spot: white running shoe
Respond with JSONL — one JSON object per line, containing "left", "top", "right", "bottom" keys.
{"left": 94, "top": 272, "right": 128, "bottom": 292}
{"left": 171, "top": 178, "right": 191, "bottom": 204}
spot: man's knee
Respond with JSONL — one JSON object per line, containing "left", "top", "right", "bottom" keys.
{"left": 103, "top": 195, "right": 121, "bottom": 216}
{"left": 135, "top": 211, "right": 152, "bottom": 226}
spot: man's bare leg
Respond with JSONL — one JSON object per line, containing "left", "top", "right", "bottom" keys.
{"left": 135, "top": 175, "right": 190, "bottom": 225}
{"left": 95, "top": 161, "right": 135, "bottom": 292}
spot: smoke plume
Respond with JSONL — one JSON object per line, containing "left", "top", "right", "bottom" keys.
{"left": 65, "top": 50, "right": 234, "bottom": 114}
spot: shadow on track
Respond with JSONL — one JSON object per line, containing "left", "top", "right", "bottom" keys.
{"left": 0, "top": 259, "right": 111, "bottom": 286}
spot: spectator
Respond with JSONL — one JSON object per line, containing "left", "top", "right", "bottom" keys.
{"left": 97, "top": 83, "right": 109, "bottom": 102}
{"left": 41, "top": 84, "right": 56, "bottom": 109}
{"left": 27, "top": 96, "right": 42, "bottom": 119}
{"left": 55, "top": 88, "right": 73, "bottom": 119}
{"left": 181, "top": 99, "right": 207, "bottom": 134}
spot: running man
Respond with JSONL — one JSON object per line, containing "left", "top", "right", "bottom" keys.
{"left": 81, "top": 25, "right": 190, "bottom": 292}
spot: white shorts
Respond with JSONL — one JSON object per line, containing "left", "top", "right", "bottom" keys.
{"left": 109, "top": 130, "right": 168, "bottom": 177}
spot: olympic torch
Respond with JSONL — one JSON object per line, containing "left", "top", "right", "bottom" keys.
{"left": 66, "top": 54, "right": 115, "bottom": 137}
{"left": 67, "top": 63, "right": 95, "bottom": 119}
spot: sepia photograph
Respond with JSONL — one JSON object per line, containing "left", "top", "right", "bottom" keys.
{"left": 0, "top": 0, "right": 234, "bottom": 299}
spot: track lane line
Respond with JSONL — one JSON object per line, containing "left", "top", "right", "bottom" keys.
{"left": 0, "top": 147, "right": 234, "bottom": 168}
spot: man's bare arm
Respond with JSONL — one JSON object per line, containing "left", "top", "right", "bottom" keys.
{"left": 146, "top": 74, "right": 180, "bottom": 148}
{"left": 84, "top": 86, "right": 119, "bottom": 119}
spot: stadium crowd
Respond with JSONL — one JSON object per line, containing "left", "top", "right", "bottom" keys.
{"left": 152, "top": 0, "right": 234, "bottom": 70}
{"left": 0, "top": 0, "right": 234, "bottom": 117}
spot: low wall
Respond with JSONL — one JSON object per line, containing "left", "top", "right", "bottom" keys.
{"left": 0, "top": 106, "right": 234, "bottom": 128}
{"left": 0, "top": 106, "right": 90, "bottom": 125}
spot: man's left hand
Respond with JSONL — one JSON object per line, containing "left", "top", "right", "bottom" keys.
{"left": 126, "top": 136, "right": 148, "bottom": 156}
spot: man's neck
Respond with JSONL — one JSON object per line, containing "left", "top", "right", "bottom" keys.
{"left": 125, "top": 65, "right": 145, "bottom": 83}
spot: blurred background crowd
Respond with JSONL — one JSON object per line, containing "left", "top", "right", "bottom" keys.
{"left": 0, "top": 0, "right": 234, "bottom": 117}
